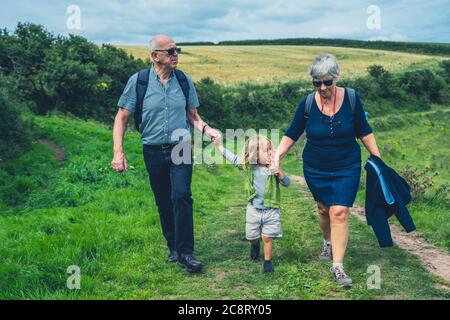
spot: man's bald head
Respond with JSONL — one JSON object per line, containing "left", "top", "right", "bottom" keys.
{"left": 150, "top": 34, "right": 174, "bottom": 52}
{"left": 149, "top": 34, "right": 179, "bottom": 70}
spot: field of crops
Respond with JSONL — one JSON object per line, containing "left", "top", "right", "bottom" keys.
{"left": 118, "top": 45, "right": 445, "bottom": 85}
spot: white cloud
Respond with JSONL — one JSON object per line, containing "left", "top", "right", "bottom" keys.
{"left": 0, "top": 0, "right": 448, "bottom": 44}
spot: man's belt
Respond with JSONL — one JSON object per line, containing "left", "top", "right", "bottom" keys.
{"left": 144, "top": 143, "right": 177, "bottom": 150}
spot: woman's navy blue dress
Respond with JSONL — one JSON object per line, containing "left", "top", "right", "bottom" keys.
{"left": 285, "top": 89, "right": 373, "bottom": 207}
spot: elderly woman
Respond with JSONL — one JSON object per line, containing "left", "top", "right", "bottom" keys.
{"left": 273, "top": 54, "right": 381, "bottom": 288}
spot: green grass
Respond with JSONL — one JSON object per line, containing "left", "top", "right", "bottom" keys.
{"left": 0, "top": 114, "right": 449, "bottom": 299}
{"left": 0, "top": 141, "right": 58, "bottom": 211}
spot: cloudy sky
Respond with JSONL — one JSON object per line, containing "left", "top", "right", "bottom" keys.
{"left": 2, "top": 0, "right": 449, "bottom": 44}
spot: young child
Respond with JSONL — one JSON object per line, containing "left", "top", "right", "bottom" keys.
{"left": 214, "top": 135, "right": 290, "bottom": 273}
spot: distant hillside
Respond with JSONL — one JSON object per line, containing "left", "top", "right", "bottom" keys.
{"left": 119, "top": 45, "right": 445, "bottom": 85}
{"left": 178, "top": 38, "right": 450, "bottom": 56}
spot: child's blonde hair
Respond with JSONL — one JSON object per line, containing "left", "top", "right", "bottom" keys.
{"left": 240, "top": 135, "right": 272, "bottom": 166}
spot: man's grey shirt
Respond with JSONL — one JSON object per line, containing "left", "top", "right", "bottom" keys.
{"left": 117, "top": 67, "right": 200, "bottom": 145}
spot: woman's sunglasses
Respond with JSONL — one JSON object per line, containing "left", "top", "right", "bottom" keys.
{"left": 312, "top": 79, "right": 334, "bottom": 87}
{"left": 153, "top": 47, "right": 181, "bottom": 56}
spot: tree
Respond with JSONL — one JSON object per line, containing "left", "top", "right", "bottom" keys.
{"left": 0, "top": 75, "right": 33, "bottom": 161}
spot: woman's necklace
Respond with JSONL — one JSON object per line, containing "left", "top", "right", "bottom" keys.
{"left": 319, "top": 88, "right": 337, "bottom": 119}
{"left": 319, "top": 88, "right": 338, "bottom": 136}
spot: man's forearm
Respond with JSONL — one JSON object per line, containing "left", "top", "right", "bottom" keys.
{"left": 189, "top": 114, "right": 207, "bottom": 132}
{"left": 113, "top": 116, "right": 127, "bottom": 153}
{"left": 187, "top": 109, "right": 220, "bottom": 142}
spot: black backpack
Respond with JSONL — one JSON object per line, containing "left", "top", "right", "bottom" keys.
{"left": 304, "top": 87, "right": 356, "bottom": 119}
{"left": 133, "top": 68, "right": 190, "bottom": 132}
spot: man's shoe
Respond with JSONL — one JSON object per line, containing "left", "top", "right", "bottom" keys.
{"left": 250, "top": 241, "right": 260, "bottom": 261}
{"left": 167, "top": 250, "right": 178, "bottom": 263}
{"left": 178, "top": 254, "right": 203, "bottom": 273}
{"left": 263, "top": 260, "right": 274, "bottom": 273}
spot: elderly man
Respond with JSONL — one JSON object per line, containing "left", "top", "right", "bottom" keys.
{"left": 112, "top": 34, "right": 220, "bottom": 273}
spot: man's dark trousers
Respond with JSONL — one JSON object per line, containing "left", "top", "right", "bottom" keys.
{"left": 143, "top": 144, "right": 194, "bottom": 255}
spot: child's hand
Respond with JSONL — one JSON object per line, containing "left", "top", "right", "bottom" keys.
{"left": 271, "top": 155, "right": 280, "bottom": 172}
{"left": 276, "top": 168, "right": 285, "bottom": 180}
{"left": 269, "top": 161, "right": 280, "bottom": 175}
{"left": 212, "top": 135, "right": 223, "bottom": 147}
{"left": 269, "top": 160, "right": 285, "bottom": 179}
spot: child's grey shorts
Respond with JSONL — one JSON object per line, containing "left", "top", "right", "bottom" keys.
{"left": 245, "top": 202, "right": 283, "bottom": 240}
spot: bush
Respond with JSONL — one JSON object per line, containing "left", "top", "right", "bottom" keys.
{"left": 0, "top": 75, "right": 33, "bottom": 161}
{"left": 34, "top": 35, "right": 147, "bottom": 122}
{"left": 401, "top": 165, "right": 439, "bottom": 201}
{"left": 400, "top": 69, "right": 446, "bottom": 103}
{"left": 36, "top": 42, "right": 99, "bottom": 116}
{"left": 195, "top": 77, "right": 232, "bottom": 130}
{"left": 0, "top": 24, "right": 147, "bottom": 123}
{"left": 439, "top": 60, "right": 450, "bottom": 82}
{"left": 367, "top": 64, "right": 388, "bottom": 79}
{"left": 0, "top": 23, "right": 56, "bottom": 114}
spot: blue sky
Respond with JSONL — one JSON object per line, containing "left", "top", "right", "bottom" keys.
{"left": 2, "top": 0, "right": 449, "bottom": 44}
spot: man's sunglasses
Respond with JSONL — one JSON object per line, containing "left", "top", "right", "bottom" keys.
{"left": 312, "top": 79, "right": 334, "bottom": 87}
{"left": 153, "top": 47, "right": 181, "bottom": 56}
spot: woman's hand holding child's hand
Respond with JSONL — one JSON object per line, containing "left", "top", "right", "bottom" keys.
{"left": 269, "top": 160, "right": 285, "bottom": 179}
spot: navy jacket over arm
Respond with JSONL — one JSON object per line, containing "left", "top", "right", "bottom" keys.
{"left": 364, "top": 155, "right": 416, "bottom": 247}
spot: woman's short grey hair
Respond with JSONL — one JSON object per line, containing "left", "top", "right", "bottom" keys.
{"left": 309, "top": 54, "right": 341, "bottom": 79}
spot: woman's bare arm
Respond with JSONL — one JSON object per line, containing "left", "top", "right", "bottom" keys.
{"left": 360, "top": 133, "right": 381, "bottom": 158}
{"left": 272, "top": 136, "right": 296, "bottom": 170}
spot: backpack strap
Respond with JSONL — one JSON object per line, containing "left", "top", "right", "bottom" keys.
{"left": 346, "top": 87, "right": 368, "bottom": 120}
{"left": 134, "top": 68, "right": 151, "bottom": 132}
{"left": 346, "top": 87, "right": 356, "bottom": 114}
{"left": 174, "top": 69, "right": 190, "bottom": 110}
{"left": 304, "top": 92, "right": 316, "bottom": 119}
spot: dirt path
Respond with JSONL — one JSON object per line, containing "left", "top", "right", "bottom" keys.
{"left": 39, "top": 139, "right": 65, "bottom": 164}
{"left": 289, "top": 174, "right": 450, "bottom": 284}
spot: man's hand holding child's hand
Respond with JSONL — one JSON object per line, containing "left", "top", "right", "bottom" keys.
{"left": 275, "top": 168, "right": 285, "bottom": 179}
{"left": 212, "top": 132, "right": 223, "bottom": 146}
